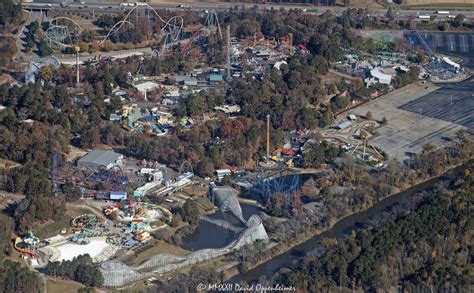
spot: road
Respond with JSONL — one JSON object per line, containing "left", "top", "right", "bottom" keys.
{"left": 59, "top": 46, "right": 152, "bottom": 64}
{"left": 15, "top": 10, "right": 45, "bottom": 62}
{"left": 22, "top": 2, "right": 474, "bottom": 18}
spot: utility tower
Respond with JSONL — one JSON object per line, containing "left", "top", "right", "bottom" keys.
{"left": 266, "top": 114, "right": 270, "bottom": 161}
{"left": 75, "top": 46, "right": 80, "bottom": 87}
{"left": 226, "top": 25, "right": 231, "bottom": 80}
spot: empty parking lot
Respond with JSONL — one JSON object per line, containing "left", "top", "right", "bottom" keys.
{"left": 346, "top": 79, "right": 472, "bottom": 161}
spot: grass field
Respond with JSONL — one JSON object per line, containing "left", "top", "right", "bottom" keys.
{"left": 31, "top": 207, "right": 91, "bottom": 239}
{"left": 124, "top": 241, "right": 190, "bottom": 266}
{"left": 401, "top": 0, "right": 474, "bottom": 10}
{"left": 46, "top": 278, "right": 84, "bottom": 293}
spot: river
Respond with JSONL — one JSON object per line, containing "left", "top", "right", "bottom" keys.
{"left": 229, "top": 161, "right": 473, "bottom": 284}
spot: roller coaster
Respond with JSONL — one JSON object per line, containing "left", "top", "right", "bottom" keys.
{"left": 45, "top": 17, "right": 83, "bottom": 47}
{"left": 99, "top": 3, "right": 184, "bottom": 48}
{"left": 45, "top": 5, "right": 221, "bottom": 57}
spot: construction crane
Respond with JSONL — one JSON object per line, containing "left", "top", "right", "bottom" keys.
{"left": 406, "top": 29, "right": 433, "bottom": 57}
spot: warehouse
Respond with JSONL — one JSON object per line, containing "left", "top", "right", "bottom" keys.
{"left": 77, "top": 150, "right": 123, "bottom": 170}
{"left": 364, "top": 68, "right": 392, "bottom": 87}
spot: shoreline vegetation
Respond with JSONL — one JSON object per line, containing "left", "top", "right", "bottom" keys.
{"left": 220, "top": 157, "right": 473, "bottom": 282}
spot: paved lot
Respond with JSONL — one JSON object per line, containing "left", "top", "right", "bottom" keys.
{"left": 415, "top": 31, "right": 474, "bottom": 69}
{"left": 399, "top": 78, "right": 474, "bottom": 129}
{"left": 347, "top": 81, "right": 470, "bottom": 161}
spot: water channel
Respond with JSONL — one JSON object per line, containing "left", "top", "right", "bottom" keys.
{"left": 180, "top": 204, "right": 261, "bottom": 251}
{"left": 229, "top": 161, "right": 473, "bottom": 284}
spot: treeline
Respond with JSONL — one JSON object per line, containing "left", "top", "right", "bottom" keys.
{"left": 393, "top": 65, "right": 420, "bottom": 88}
{"left": 116, "top": 116, "right": 272, "bottom": 175}
{"left": 4, "top": 167, "right": 66, "bottom": 234}
{"left": 45, "top": 254, "right": 104, "bottom": 287}
{"left": 254, "top": 132, "right": 472, "bottom": 269}
{"left": 0, "top": 0, "right": 22, "bottom": 29}
{"left": 277, "top": 171, "right": 473, "bottom": 291}
{"left": 0, "top": 214, "right": 13, "bottom": 262}
{"left": 0, "top": 37, "right": 16, "bottom": 70}
{"left": 0, "top": 260, "right": 41, "bottom": 293}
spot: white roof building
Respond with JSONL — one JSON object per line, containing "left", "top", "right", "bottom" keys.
{"left": 133, "top": 81, "right": 160, "bottom": 93}
{"left": 273, "top": 61, "right": 288, "bottom": 70}
{"left": 442, "top": 57, "right": 460, "bottom": 69}
{"left": 364, "top": 68, "right": 392, "bottom": 87}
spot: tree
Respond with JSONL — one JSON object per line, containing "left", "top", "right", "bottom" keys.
{"left": 365, "top": 111, "right": 373, "bottom": 120}
{"left": 39, "top": 66, "right": 53, "bottom": 83}
{"left": 61, "top": 182, "right": 82, "bottom": 201}
{"left": 170, "top": 214, "right": 181, "bottom": 227}
{"left": 422, "top": 143, "right": 435, "bottom": 153}
{"left": 0, "top": 260, "right": 41, "bottom": 293}
{"left": 0, "top": 214, "right": 13, "bottom": 262}
{"left": 453, "top": 14, "right": 465, "bottom": 27}
{"left": 36, "top": 38, "right": 53, "bottom": 57}
{"left": 179, "top": 199, "right": 199, "bottom": 226}
{"left": 44, "top": 255, "right": 103, "bottom": 287}
{"left": 415, "top": 51, "right": 426, "bottom": 64}
{"left": 386, "top": 7, "right": 395, "bottom": 20}
{"left": 266, "top": 193, "right": 288, "bottom": 217}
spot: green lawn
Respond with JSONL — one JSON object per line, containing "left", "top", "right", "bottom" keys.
{"left": 124, "top": 241, "right": 190, "bottom": 266}
{"left": 31, "top": 207, "right": 91, "bottom": 239}
{"left": 402, "top": 3, "right": 474, "bottom": 10}
{"left": 46, "top": 278, "right": 84, "bottom": 293}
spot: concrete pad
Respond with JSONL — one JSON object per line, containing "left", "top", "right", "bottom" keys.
{"left": 348, "top": 81, "right": 469, "bottom": 160}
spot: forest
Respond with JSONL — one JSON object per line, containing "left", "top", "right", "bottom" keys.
{"left": 0, "top": 3, "right": 473, "bottom": 236}
{"left": 45, "top": 254, "right": 104, "bottom": 287}
{"left": 0, "top": 260, "right": 41, "bottom": 293}
{"left": 276, "top": 171, "right": 473, "bottom": 291}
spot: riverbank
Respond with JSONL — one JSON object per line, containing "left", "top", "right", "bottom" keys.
{"left": 222, "top": 159, "right": 474, "bottom": 282}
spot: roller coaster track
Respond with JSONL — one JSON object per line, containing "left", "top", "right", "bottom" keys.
{"left": 45, "top": 16, "right": 83, "bottom": 47}
{"left": 200, "top": 215, "right": 244, "bottom": 233}
{"left": 167, "top": 9, "right": 222, "bottom": 56}
{"left": 100, "top": 4, "right": 183, "bottom": 45}
{"left": 100, "top": 214, "right": 268, "bottom": 287}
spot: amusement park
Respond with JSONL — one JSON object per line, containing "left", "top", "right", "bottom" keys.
{"left": 5, "top": 1, "right": 472, "bottom": 290}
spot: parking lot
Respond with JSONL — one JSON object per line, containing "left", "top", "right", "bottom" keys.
{"left": 399, "top": 78, "right": 474, "bottom": 129}
{"left": 347, "top": 80, "right": 471, "bottom": 161}
{"left": 417, "top": 31, "right": 474, "bottom": 69}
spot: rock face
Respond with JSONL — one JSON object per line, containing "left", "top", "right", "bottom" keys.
{"left": 100, "top": 214, "right": 269, "bottom": 288}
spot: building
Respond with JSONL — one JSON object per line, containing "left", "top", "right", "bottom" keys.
{"left": 334, "top": 121, "right": 352, "bottom": 130}
{"left": 273, "top": 61, "right": 287, "bottom": 70}
{"left": 215, "top": 169, "right": 232, "bottom": 181}
{"left": 77, "top": 150, "right": 123, "bottom": 170}
{"left": 109, "top": 114, "right": 122, "bottom": 122}
{"left": 25, "top": 56, "right": 61, "bottom": 84}
{"left": 442, "top": 57, "right": 460, "bottom": 71}
{"left": 176, "top": 76, "right": 198, "bottom": 87}
{"left": 133, "top": 81, "right": 160, "bottom": 100}
{"left": 214, "top": 105, "right": 241, "bottom": 114}
{"left": 364, "top": 68, "right": 392, "bottom": 87}
{"left": 209, "top": 74, "right": 223, "bottom": 83}
{"left": 135, "top": 231, "right": 151, "bottom": 242}
{"left": 110, "top": 191, "right": 127, "bottom": 201}
{"left": 43, "top": 235, "right": 68, "bottom": 246}
{"left": 348, "top": 114, "right": 357, "bottom": 121}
